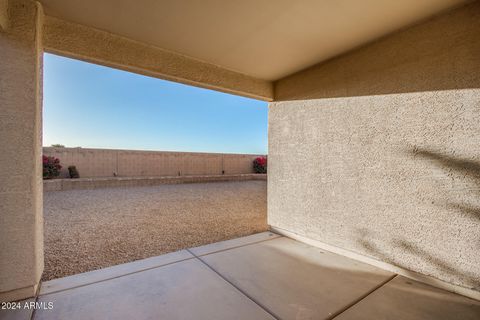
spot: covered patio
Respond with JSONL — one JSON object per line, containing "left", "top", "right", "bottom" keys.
{"left": 1, "top": 0, "right": 480, "bottom": 317}
{"left": 4, "top": 232, "right": 479, "bottom": 320}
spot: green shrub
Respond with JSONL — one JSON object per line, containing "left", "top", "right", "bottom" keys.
{"left": 68, "top": 166, "right": 80, "bottom": 179}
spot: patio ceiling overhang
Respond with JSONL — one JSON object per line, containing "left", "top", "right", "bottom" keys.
{"left": 40, "top": 0, "right": 468, "bottom": 101}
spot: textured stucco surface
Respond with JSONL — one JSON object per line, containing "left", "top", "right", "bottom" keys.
{"left": 0, "top": 0, "right": 8, "bottom": 30}
{"left": 43, "top": 147, "right": 264, "bottom": 178}
{"left": 275, "top": 1, "right": 480, "bottom": 101}
{"left": 269, "top": 2, "right": 480, "bottom": 293}
{"left": 0, "top": 0, "right": 43, "bottom": 301}
{"left": 42, "top": 15, "right": 273, "bottom": 101}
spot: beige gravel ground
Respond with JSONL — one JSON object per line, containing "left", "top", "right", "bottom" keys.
{"left": 43, "top": 180, "right": 267, "bottom": 281}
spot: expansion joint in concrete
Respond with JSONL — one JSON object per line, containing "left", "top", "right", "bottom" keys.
{"left": 187, "top": 248, "right": 281, "bottom": 320}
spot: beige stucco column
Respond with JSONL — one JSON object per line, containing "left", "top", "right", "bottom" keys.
{"left": 0, "top": 0, "right": 44, "bottom": 302}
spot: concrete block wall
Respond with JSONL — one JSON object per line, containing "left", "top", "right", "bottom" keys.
{"left": 269, "top": 2, "right": 480, "bottom": 298}
{"left": 43, "top": 147, "right": 264, "bottom": 178}
{"left": 43, "top": 174, "right": 267, "bottom": 192}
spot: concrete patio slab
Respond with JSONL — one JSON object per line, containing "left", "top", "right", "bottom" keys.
{"left": 40, "top": 250, "right": 193, "bottom": 295}
{"left": 35, "top": 259, "right": 275, "bottom": 320}
{"left": 200, "top": 237, "right": 395, "bottom": 320}
{"left": 0, "top": 299, "right": 34, "bottom": 320}
{"left": 335, "top": 275, "right": 480, "bottom": 320}
{"left": 189, "top": 231, "right": 279, "bottom": 256}
{"left": 2, "top": 232, "right": 475, "bottom": 320}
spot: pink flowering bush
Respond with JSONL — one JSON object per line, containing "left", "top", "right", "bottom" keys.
{"left": 253, "top": 156, "right": 267, "bottom": 173}
{"left": 43, "top": 155, "right": 62, "bottom": 179}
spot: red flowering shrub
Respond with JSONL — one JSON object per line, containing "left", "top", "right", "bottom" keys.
{"left": 253, "top": 156, "right": 267, "bottom": 173}
{"left": 43, "top": 155, "right": 62, "bottom": 179}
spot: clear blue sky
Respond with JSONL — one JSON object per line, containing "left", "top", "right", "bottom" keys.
{"left": 43, "top": 53, "right": 268, "bottom": 154}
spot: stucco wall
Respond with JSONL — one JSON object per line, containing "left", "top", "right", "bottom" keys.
{"left": 0, "top": 0, "right": 43, "bottom": 301}
{"left": 269, "top": 1, "right": 480, "bottom": 295}
{"left": 43, "top": 147, "right": 264, "bottom": 178}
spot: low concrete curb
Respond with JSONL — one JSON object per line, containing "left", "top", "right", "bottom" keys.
{"left": 44, "top": 174, "right": 267, "bottom": 191}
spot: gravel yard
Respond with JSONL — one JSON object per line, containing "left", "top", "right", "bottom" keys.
{"left": 43, "top": 180, "right": 267, "bottom": 281}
